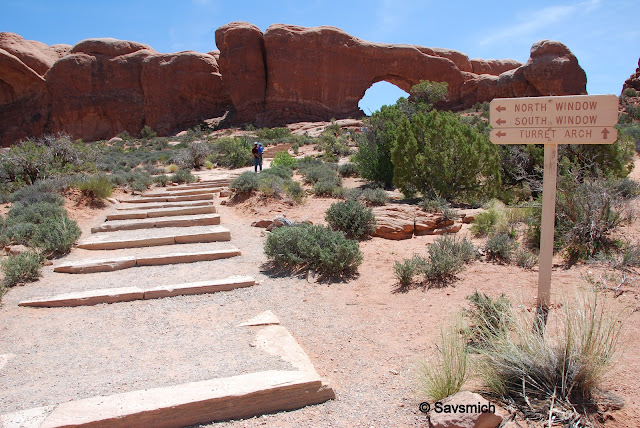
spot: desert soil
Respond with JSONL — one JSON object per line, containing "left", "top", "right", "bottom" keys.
{"left": 1, "top": 158, "right": 639, "bottom": 428}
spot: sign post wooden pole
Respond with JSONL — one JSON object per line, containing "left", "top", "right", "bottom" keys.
{"left": 537, "top": 144, "right": 558, "bottom": 309}
{"left": 489, "top": 94, "right": 619, "bottom": 310}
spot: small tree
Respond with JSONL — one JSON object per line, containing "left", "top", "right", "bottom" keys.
{"left": 409, "top": 80, "right": 448, "bottom": 108}
{"left": 390, "top": 110, "right": 501, "bottom": 200}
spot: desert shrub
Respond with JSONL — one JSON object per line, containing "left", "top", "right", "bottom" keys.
{"left": 296, "top": 156, "right": 323, "bottom": 172}
{"left": 615, "top": 177, "right": 640, "bottom": 198}
{"left": 210, "top": 137, "right": 253, "bottom": 168}
{"left": 167, "top": 164, "right": 179, "bottom": 173}
{"left": 361, "top": 188, "right": 388, "bottom": 206}
{"left": 337, "top": 163, "right": 359, "bottom": 177}
{"left": 424, "top": 235, "right": 476, "bottom": 285}
{"left": 419, "top": 196, "right": 449, "bottom": 213}
{"left": 554, "top": 177, "right": 628, "bottom": 261}
{"left": 257, "top": 174, "right": 285, "bottom": 197}
{"left": 353, "top": 104, "right": 404, "bottom": 187}
{"left": 325, "top": 200, "right": 376, "bottom": 240}
{"left": 485, "top": 233, "right": 517, "bottom": 262}
{"left": 317, "top": 133, "right": 351, "bottom": 159}
{"left": 441, "top": 207, "right": 459, "bottom": 221}
{"left": 271, "top": 152, "right": 297, "bottom": 169}
{"left": 9, "top": 184, "right": 65, "bottom": 205}
{"left": 261, "top": 165, "right": 293, "bottom": 179}
{"left": 169, "top": 169, "right": 197, "bottom": 184}
{"left": 173, "top": 141, "right": 212, "bottom": 169}
{"left": 417, "top": 320, "right": 469, "bottom": 401}
{"left": 409, "top": 80, "right": 448, "bottom": 108}
{"left": 623, "top": 88, "right": 638, "bottom": 97}
{"left": 301, "top": 164, "right": 339, "bottom": 184}
{"left": 231, "top": 171, "right": 259, "bottom": 193}
{"left": 393, "top": 254, "right": 427, "bottom": 287}
{"left": 204, "top": 160, "right": 214, "bottom": 169}
{"left": 1, "top": 251, "right": 43, "bottom": 289}
{"left": 154, "top": 175, "right": 170, "bottom": 187}
{"left": 77, "top": 175, "right": 113, "bottom": 199}
{"left": 476, "top": 292, "right": 623, "bottom": 422}
{"left": 29, "top": 215, "right": 81, "bottom": 257}
{"left": 284, "top": 180, "right": 305, "bottom": 203}
{"left": 256, "top": 127, "right": 291, "bottom": 140}
{"left": 264, "top": 224, "right": 363, "bottom": 276}
{"left": 463, "top": 291, "right": 511, "bottom": 351}
{"left": 514, "top": 248, "right": 538, "bottom": 269}
{"left": 0, "top": 140, "right": 51, "bottom": 185}
{"left": 313, "top": 180, "right": 342, "bottom": 197}
{"left": 391, "top": 109, "right": 500, "bottom": 200}
{"left": 470, "top": 210, "right": 500, "bottom": 237}
{"left": 139, "top": 125, "right": 157, "bottom": 139}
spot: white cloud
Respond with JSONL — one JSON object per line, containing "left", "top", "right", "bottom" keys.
{"left": 479, "top": 0, "right": 601, "bottom": 46}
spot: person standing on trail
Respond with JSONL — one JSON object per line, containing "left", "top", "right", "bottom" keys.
{"left": 252, "top": 142, "right": 262, "bottom": 172}
{"left": 258, "top": 143, "right": 264, "bottom": 169}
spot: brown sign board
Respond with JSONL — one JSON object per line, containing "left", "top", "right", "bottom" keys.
{"left": 489, "top": 94, "right": 619, "bottom": 145}
{"left": 490, "top": 126, "right": 617, "bottom": 144}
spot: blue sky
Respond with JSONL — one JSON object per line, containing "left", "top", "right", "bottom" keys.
{"left": 1, "top": 0, "right": 638, "bottom": 114}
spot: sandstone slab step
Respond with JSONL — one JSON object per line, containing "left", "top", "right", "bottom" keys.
{"left": 77, "top": 226, "right": 231, "bottom": 250}
{"left": 141, "top": 188, "right": 223, "bottom": 198}
{"left": 19, "top": 287, "right": 145, "bottom": 308}
{"left": 19, "top": 276, "right": 255, "bottom": 307}
{"left": 106, "top": 205, "right": 217, "bottom": 221}
{"left": 92, "top": 214, "right": 221, "bottom": 233}
{"left": 116, "top": 200, "right": 214, "bottom": 210}
{"left": 37, "top": 370, "right": 333, "bottom": 428}
{"left": 118, "top": 193, "right": 214, "bottom": 203}
{"left": 54, "top": 248, "right": 241, "bottom": 273}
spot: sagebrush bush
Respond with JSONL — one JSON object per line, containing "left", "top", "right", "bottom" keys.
{"left": 271, "top": 152, "right": 297, "bottom": 169}
{"left": 261, "top": 165, "right": 293, "bottom": 179}
{"left": 264, "top": 224, "right": 363, "bottom": 276}
{"left": 514, "top": 248, "right": 537, "bottom": 269}
{"left": 1, "top": 251, "right": 43, "bottom": 289}
{"left": 424, "top": 235, "right": 476, "bottom": 285}
{"left": 77, "top": 175, "right": 113, "bottom": 199}
{"left": 154, "top": 175, "right": 170, "bottom": 187}
{"left": 325, "top": 200, "right": 377, "bottom": 240}
{"left": 173, "top": 141, "right": 212, "bottom": 169}
{"left": 337, "top": 163, "right": 359, "bottom": 177}
{"left": 231, "top": 172, "right": 259, "bottom": 193}
{"left": 471, "top": 206, "right": 502, "bottom": 237}
{"left": 313, "top": 179, "right": 342, "bottom": 197}
{"left": 167, "top": 164, "right": 179, "bottom": 173}
{"left": 419, "top": 197, "right": 449, "bottom": 213}
{"left": 361, "top": 188, "right": 388, "bottom": 206}
{"left": 256, "top": 127, "right": 291, "bottom": 140}
{"left": 140, "top": 125, "right": 157, "bottom": 139}
{"left": 210, "top": 137, "right": 252, "bottom": 168}
{"left": 257, "top": 174, "right": 285, "bottom": 197}
{"left": 393, "top": 254, "right": 426, "bottom": 287}
{"left": 284, "top": 180, "right": 305, "bottom": 203}
{"left": 29, "top": 215, "right": 81, "bottom": 257}
{"left": 170, "top": 169, "right": 197, "bottom": 184}
{"left": 485, "top": 233, "right": 517, "bottom": 262}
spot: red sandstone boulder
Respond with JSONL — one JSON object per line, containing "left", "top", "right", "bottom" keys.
{"left": 622, "top": 58, "right": 640, "bottom": 93}
{"left": 215, "top": 22, "right": 266, "bottom": 123}
{"left": 0, "top": 32, "right": 62, "bottom": 76}
{"left": 141, "top": 51, "right": 231, "bottom": 134}
{"left": 372, "top": 206, "right": 462, "bottom": 240}
{"left": 46, "top": 38, "right": 156, "bottom": 141}
{"left": 521, "top": 40, "right": 587, "bottom": 96}
{"left": 0, "top": 48, "right": 49, "bottom": 146}
{"left": 470, "top": 58, "right": 521, "bottom": 76}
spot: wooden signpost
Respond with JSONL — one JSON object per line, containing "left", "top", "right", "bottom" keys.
{"left": 489, "top": 94, "right": 619, "bottom": 309}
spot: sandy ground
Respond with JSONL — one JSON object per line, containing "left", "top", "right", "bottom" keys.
{"left": 1, "top": 160, "right": 639, "bottom": 427}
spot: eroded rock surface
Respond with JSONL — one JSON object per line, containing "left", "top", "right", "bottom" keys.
{"left": 622, "top": 58, "right": 640, "bottom": 93}
{"left": 0, "top": 23, "right": 587, "bottom": 146}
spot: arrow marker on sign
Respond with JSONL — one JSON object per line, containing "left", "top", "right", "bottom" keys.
{"left": 496, "top": 118, "right": 506, "bottom": 125}
{"left": 496, "top": 131, "right": 506, "bottom": 138}
{"left": 602, "top": 128, "right": 609, "bottom": 139}
{"left": 496, "top": 105, "right": 506, "bottom": 112}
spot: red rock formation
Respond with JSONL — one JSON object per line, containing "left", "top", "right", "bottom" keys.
{"left": 622, "top": 58, "right": 640, "bottom": 93}
{"left": 46, "top": 38, "right": 156, "bottom": 141}
{"left": 0, "top": 32, "right": 63, "bottom": 76}
{"left": 215, "top": 22, "right": 266, "bottom": 123}
{"left": 141, "top": 51, "right": 231, "bottom": 135}
{"left": 522, "top": 40, "right": 587, "bottom": 96}
{"left": 0, "top": 48, "right": 49, "bottom": 144}
{"left": 470, "top": 58, "right": 521, "bottom": 75}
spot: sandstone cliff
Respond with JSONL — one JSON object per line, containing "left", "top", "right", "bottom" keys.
{"left": 0, "top": 24, "right": 587, "bottom": 146}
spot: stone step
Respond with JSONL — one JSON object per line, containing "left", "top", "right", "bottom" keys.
{"left": 118, "top": 193, "right": 214, "bottom": 203}
{"left": 30, "top": 370, "right": 332, "bottom": 428}
{"left": 77, "top": 226, "right": 231, "bottom": 250}
{"left": 92, "top": 214, "right": 221, "bottom": 233}
{"left": 177, "top": 181, "right": 233, "bottom": 189}
{"left": 106, "top": 205, "right": 217, "bottom": 221}
{"left": 141, "top": 188, "right": 223, "bottom": 198}
{"left": 54, "top": 248, "right": 241, "bottom": 273}
{"left": 116, "top": 200, "right": 214, "bottom": 210}
{"left": 19, "top": 276, "right": 256, "bottom": 307}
